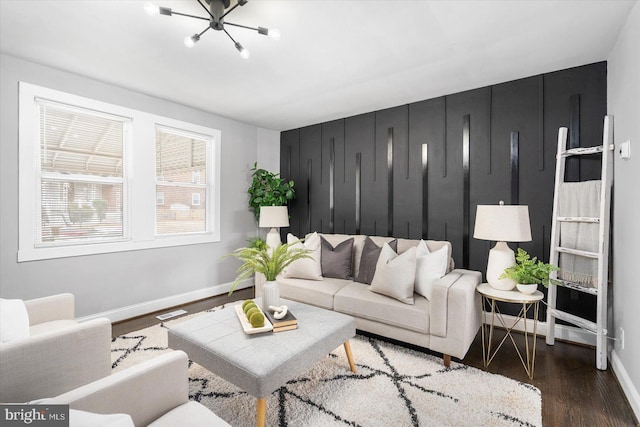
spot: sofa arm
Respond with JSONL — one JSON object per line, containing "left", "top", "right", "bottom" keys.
{"left": 24, "top": 293, "right": 75, "bottom": 325}
{"left": 0, "top": 318, "right": 112, "bottom": 403}
{"left": 40, "top": 351, "right": 190, "bottom": 427}
{"left": 430, "top": 269, "right": 481, "bottom": 338}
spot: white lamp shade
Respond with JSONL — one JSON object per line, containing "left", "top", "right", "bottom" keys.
{"left": 473, "top": 204, "right": 532, "bottom": 242}
{"left": 258, "top": 206, "right": 289, "bottom": 228}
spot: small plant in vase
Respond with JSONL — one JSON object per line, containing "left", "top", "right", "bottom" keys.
{"left": 227, "top": 238, "right": 310, "bottom": 309}
{"left": 500, "top": 248, "right": 561, "bottom": 294}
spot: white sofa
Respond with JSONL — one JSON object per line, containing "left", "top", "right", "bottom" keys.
{"left": 265, "top": 234, "right": 482, "bottom": 366}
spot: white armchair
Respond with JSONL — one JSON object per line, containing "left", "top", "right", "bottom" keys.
{"left": 40, "top": 351, "right": 230, "bottom": 427}
{"left": 0, "top": 293, "right": 112, "bottom": 402}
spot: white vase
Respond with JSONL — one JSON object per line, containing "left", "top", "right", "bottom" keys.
{"left": 262, "top": 280, "right": 280, "bottom": 311}
{"left": 516, "top": 283, "right": 538, "bottom": 294}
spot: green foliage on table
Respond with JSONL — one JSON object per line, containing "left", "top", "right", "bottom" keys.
{"left": 247, "top": 162, "right": 295, "bottom": 222}
{"left": 226, "top": 239, "right": 310, "bottom": 295}
{"left": 500, "top": 248, "right": 562, "bottom": 287}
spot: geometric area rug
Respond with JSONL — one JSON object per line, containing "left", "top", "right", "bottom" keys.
{"left": 111, "top": 305, "right": 542, "bottom": 427}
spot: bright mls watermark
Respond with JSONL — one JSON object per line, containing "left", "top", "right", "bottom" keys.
{"left": 1, "top": 405, "right": 68, "bottom": 426}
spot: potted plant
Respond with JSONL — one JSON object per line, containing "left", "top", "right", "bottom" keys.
{"left": 247, "top": 163, "right": 295, "bottom": 222}
{"left": 500, "top": 248, "right": 561, "bottom": 294}
{"left": 227, "top": 238, "right": 310, "bottom": 309}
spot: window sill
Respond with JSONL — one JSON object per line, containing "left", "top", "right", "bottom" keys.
{"left": 18, "top": 231, "right": 220, "bottom": 262}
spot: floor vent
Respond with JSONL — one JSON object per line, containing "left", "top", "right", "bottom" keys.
{"left": 155, "top": 309, "right": 188, "bottom": 321}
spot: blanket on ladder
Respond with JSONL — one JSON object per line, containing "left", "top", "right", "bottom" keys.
{"left": 557, "top": 180, "right": 601, "bottom": 287}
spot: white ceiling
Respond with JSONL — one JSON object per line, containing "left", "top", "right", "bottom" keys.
{"left": 0, "top": 1, "right": 635, "bottom": 131}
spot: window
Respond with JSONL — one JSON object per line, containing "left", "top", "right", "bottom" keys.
{"left": 37, "top": 99, "right": 128, "bottom": 245}
{"left": 19, "top": 82, "right": 221, "bottom": 261}
{"left": 155, "top": 127, "right": 208, "bottom": 235}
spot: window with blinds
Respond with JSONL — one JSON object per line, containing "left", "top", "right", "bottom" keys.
{"left": 19, "top": 82, "right": 221, "bottom": 261}
{"left": 37, "top": 100, "right": 128, "bottom": 245}
{"left": 155, "top": 127, "right": 208, "bottom": 235}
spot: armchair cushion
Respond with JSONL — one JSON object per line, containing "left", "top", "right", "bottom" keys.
{"left": 70, "top": 410, "right": 133, "bottom": 427}
{"left": 0, "top": 299, "right": 30, "bottom": 343}
{"left": 148, "top": 401, "right": 229, "bottom": 427}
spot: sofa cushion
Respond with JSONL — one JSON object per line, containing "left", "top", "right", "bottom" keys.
{"left": 355, "top": 237, "right": 397, "bottom": 285}
{"left": 369, "top": 244, "right": 417, "bottom": 304}
{"left": 320, "top": 236, "right": 354, "bottom": 279}
{"left": 334, "top": 282, "right": 429, "bottom": 333}
{"left": 282, "top": 232, "right": 323, "bottom": 280}
{"left": 397, "top": 238, "right": 454, "bottom": 273}
{"left": 277, "top": 277, "right": 352, "bottom": 310}
{"left": 318, "top": 234, "right": 367, "bottom": 278}
{"left": 415, "top": 241, "right": 449, "bottom": 300}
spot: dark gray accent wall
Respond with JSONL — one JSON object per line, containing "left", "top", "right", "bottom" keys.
{"left": 281, "top": 62, "right": 607, "bottom": 319}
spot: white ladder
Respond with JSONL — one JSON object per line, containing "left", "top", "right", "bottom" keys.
{"left": 545, "top": 115, "right": 614, "bottom": 370}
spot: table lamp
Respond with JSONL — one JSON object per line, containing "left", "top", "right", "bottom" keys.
{"left": 473, "top": 201, "right": 532, "bottom": 290}
{"left": 259, "top": 206, "right": 289, "bottom": 250}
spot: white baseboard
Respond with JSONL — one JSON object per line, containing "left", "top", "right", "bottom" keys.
{"left": 482, "top": 311, "right": 596, "bottom": 346}
{"left": 611, "top": 350, "right": 640, "bottom": 423}
{"left": 77, "top": 280, "right": 253, "bottom": 323}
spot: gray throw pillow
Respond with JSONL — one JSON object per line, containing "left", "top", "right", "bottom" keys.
{"left": 355, "top": 237, "right": 398, "bottom": 284}
{"left": 320, "top": 236, "right": 354, "bottom": 279}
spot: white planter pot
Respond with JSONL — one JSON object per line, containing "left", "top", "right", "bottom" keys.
{"left": 262, "top": 280, "right": 280, "bottom": 311}
{"left": 516, "top": 283, "right": 538, "bottom": 294}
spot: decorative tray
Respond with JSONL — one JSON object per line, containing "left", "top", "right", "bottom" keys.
{"left": 234, "top": 304, "right": 273, "bottom": 335}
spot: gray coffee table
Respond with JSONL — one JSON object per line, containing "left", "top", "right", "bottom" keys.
{"left": 168, "top": 298, "right": 356, "bottom": 427}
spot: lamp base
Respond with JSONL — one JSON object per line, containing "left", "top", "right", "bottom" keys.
{"left": 486, "top": 241, "right": 517, "bottom": 291}
{"left": 265, "top": 227, "right": 282, "bottom": 252}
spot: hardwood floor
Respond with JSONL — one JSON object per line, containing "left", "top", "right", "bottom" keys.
{"left": 112, "top": 292, "right": 638, "bottom": 426}
{"left": 111, "top": 288, "right": 253, "bottom": 338}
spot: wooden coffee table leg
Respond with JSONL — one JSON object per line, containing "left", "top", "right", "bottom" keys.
{"left": 343, "top": 340, "right": 357, "bottom": 373}
{"left": 256, "top": 398, "right": 266, "bottom": 427}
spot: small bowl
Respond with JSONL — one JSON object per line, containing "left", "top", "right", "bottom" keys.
{"left": 516, "top": 283, "right": 538, "bottom": 294}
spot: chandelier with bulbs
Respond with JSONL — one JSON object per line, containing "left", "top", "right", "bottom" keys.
{"left": 144, "top": 0, "right": 280, "bottom": 59}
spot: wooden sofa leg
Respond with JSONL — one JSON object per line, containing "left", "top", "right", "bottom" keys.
{"left": 443, "top": 354, "right": 451, "bottom": 368}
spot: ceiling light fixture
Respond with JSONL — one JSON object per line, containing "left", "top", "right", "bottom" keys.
{"left": 144, "top": 0, "right": 280, "bottom": 59}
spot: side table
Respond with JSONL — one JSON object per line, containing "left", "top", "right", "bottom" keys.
{"left": 477, "top": 283, "right": 543, "bottom": 379}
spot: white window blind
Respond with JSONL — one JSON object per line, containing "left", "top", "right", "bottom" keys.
{"left": 155, "top": 127, "right": 208, "bottom": 235}
{"left": 37, "top": 99, "right": 128, "bottom": 246}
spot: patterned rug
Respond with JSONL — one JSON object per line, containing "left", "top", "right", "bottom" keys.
{"left": 111, "top": 304, "right": 542, "bottom": 427}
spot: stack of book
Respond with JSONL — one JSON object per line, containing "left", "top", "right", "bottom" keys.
{"left": 265, "top": 309, "right": 298, "bottom": 333}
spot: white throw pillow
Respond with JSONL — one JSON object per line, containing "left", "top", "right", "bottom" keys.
{"left": 282, "top": 232, "right": 323, "bottom": 280}
{"left": 414, "top": 240, "right": 449, "bottom": 300}
{"left": 369, "top": 244, "right": 417, "bottom": 305}
{"left": 0, "top": 298, "right": 30, "bottom": 343}
{"left": 70, "top": 410, "right": 134, "bottom": 427}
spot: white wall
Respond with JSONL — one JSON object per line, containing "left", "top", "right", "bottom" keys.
{"left": 0, "top": 54, "right": 258, "bottom": 318}
{"left": 607, "top": 1, "right": 640, "bottom": 420}
{"left": 257, "top": 127, "right": 281, "bottom": 173}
